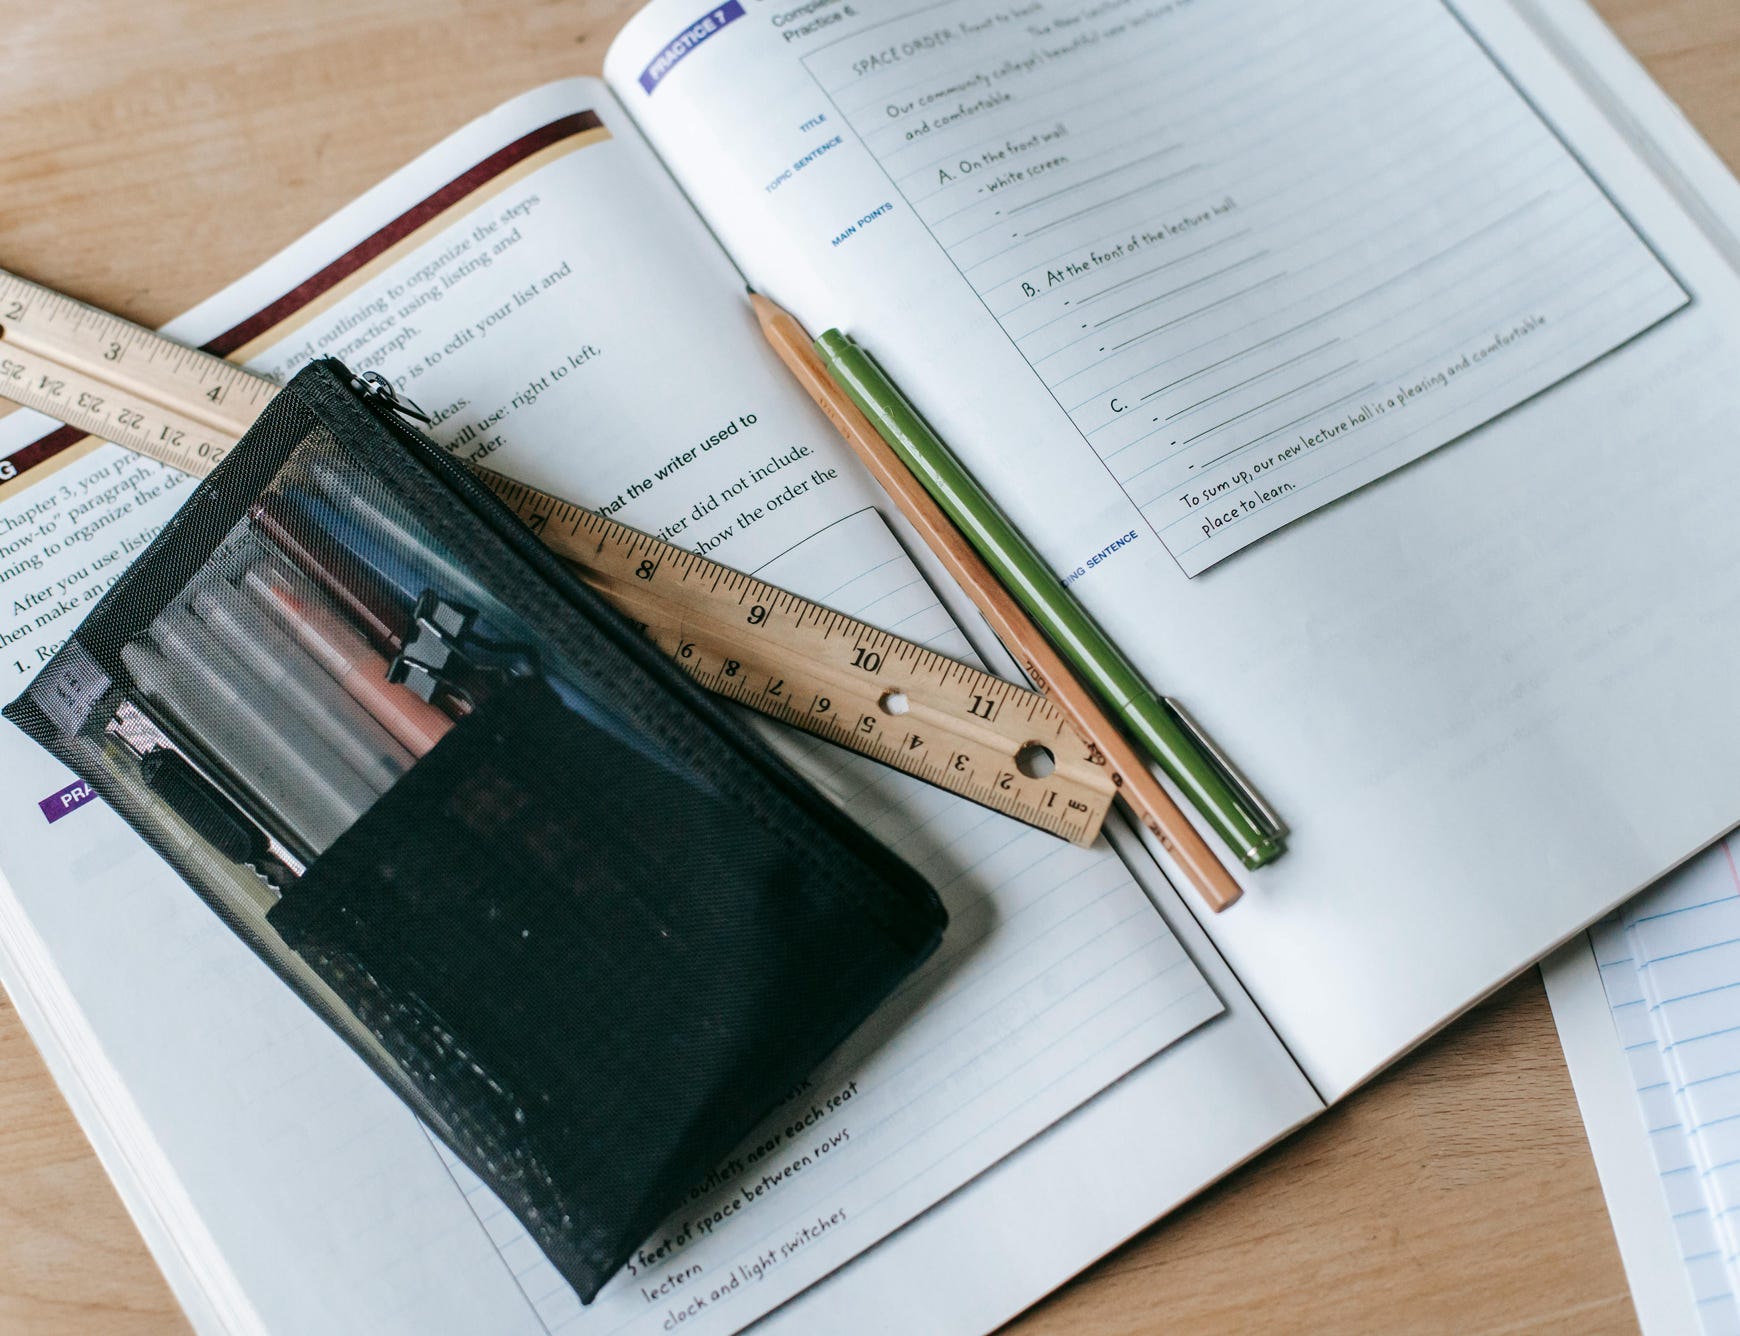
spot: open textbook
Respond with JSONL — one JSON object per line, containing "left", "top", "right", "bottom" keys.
{"left": 1, "top": 0, "right": 1738, "bottom": 1330}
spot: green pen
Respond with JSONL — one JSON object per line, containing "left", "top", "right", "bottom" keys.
{"left": 814, "top": 328, "right": 1286, "bottom": 870}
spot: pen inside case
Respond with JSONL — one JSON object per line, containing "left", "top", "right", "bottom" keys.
{"left": 6, "top": 358, "right": 946, "bottom": 1301}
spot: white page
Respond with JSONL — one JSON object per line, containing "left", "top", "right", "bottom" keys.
{"left": 1545, "top": 934, "right": 1707, "bottom": 1336}
{"left": 0, "top": 76, "right": 1282, "bottom": 1333}
{"left": 604, "top": 0, "right": 1740, "bottom": 1098}
{"left": 1545, "top": 924, "right": 1739, "bottom": 1333}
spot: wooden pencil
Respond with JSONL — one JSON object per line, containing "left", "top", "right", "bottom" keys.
{"left": 751, "top": 291, "right": 1243, "bottom": 912}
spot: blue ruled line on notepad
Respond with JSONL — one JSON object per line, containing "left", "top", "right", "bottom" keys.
{"left": 1592, "top": 898, "right": 1740, "bottom": 1334}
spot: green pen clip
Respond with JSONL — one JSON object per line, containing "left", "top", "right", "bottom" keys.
{"left": 1163, "top": 697, "right": 1288, "bottom": 858}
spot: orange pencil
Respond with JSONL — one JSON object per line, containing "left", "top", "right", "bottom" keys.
{"left": 751, "top": 291, "right": 1242, "bottom": 912}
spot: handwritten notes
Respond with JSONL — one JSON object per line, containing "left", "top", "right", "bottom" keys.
{"left": 802, "top": 0, "right": 1687, "bottom": 571}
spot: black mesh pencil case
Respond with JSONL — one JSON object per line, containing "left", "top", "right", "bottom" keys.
{"left": 4, "top": 358, "right": 946, "bottom": 1302}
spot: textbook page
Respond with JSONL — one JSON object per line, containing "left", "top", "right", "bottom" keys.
{"left": 0, "top": 78, "right": 1317, "bottom": 1334}
{"left": 605, "top": 0, "right": 1740, "bottom": 1099}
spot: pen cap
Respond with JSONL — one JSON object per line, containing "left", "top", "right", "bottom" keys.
{"left": 243, "top": 563, "right": 453, "bottom": 758}
{"left": 189, "top": 578, "right": 414, "bottom": 790}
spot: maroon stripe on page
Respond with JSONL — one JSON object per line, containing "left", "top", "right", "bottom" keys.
{"left": 2, "top": 109, "right": 605, "bottom": 478}
{"left": 2, "top": 425, "right": 88, "bottom": 478}
{"left": 204, "top": 109, "right": 605, "bottom": 357}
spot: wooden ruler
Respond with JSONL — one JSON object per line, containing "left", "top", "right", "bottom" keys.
{"left": 0, "top": 268, "right": 1116, "bottom": 845}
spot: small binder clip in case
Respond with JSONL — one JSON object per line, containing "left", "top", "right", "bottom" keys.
{"left": 5, "top": 359, "right": 947, "bottom": 1302}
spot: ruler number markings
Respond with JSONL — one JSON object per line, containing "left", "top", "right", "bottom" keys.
{"left": 0, "top": 269, "right": 1115, "bottom": 843}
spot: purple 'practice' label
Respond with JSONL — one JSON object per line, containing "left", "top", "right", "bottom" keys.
{"left": 38, "top": 779, "right": 96, "bottom": 824}
{"left": 639, "top": 3, "right": 745, "bottom": 94}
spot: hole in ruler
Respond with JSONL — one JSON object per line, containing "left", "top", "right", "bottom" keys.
{"left": 1015, "top": 743, "right": 1056, "bottom": 779}
{"left": 879, "top": 690, "right": 910, "bottom": 716}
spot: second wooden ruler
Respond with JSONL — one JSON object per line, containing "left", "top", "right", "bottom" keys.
{"left": 0, "top": 268, "right": 1115, "bottom": 844}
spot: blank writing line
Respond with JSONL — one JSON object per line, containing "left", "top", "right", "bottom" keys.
{"left": 1066, "top": 129, "right": 1562, "bottom": 407}
{"left": 1074, "top": 229, "right": 1254, "bottom": 307}
{"left": 1178, "top": 362, "right": 1362, "bottom": 450}
{"left": 1164, "top": 340, "right": 1342, "bottom": 420}
{"left": 956, "top": 28, "right": 1505, "bottom": 288}
{"left": 1199, "top": 383, "right": 1378, "bottom": 468}
{"left": 999, "top": 230, "right": 1256, "bottom": 342}
{"left": 1006, "top": 143, "right": 1185, "bottom": 216}
{"left": 1120, "top": 363, "right": 1363, "bottom": 487}
{"left": 1023, "top": 164, "right": 1204, "bottom": 239}
{"left": 1139, "top": 321, "right": 1328, "bottom": 402}
{"left": 1156, "top": 262, "right": 1681, "bottom": 531}
{"left": 1092, "top": 252, "right": 1271, "bottom": 330}
{"left": 1044, "top": 144, "right": 1566, "bottom": 389}
{"left": 1105, "top": 273, "right": 1286, "bottom": 354}
{"left": 1097, "top": 189, "right": 1547, "bottom": 381}
{"left": 1108, "top": 190, "right": 1612, "bottom": 418}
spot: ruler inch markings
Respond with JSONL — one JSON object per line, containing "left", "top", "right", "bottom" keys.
{"left": 0, "top": 265, "right": 1115, "bottom": 843}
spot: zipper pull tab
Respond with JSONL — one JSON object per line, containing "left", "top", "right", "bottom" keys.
{"left": 351, "top": 370, "right": 433, "bottom": 424}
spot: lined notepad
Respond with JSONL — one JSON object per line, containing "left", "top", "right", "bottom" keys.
{"left": 1590, "top": 912, "right": 1740, "bottom": 1333}
{"left": 1626, "top": 844, "right": 1740, "bottom": 1288}
{"left": 1576, "top": 838, "right": 1740, "bottom": 1334}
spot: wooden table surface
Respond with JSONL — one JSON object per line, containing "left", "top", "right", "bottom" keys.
{"left": 1, "top": 1, "right": 1736, "bottom": 1331}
